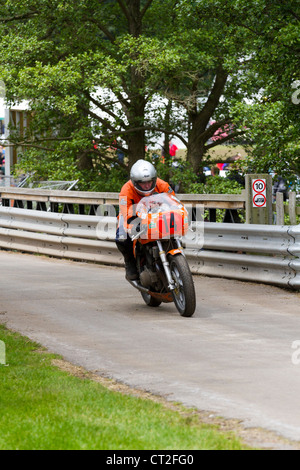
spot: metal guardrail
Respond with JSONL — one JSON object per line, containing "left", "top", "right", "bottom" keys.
{"left": 0, "top": 206, "right": 299, "bottom": 290}
{"left": 0, "top": 207, "right": 121, "bottom": 265}
{"left": 188, "top": 223, "right": 300, "bottom": 288}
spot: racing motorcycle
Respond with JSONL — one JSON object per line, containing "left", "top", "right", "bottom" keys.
{"left": 128, "top": 193, "right": 196, "bottom": 317}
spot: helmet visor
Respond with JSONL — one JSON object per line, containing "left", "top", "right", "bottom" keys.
{"left": 138, "top": 181, "right": 154, "bottom": 191}
{"left": 135, "top": 177, "right": 157, "bottom": 195}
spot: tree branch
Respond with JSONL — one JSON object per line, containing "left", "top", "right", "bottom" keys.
{"left": 117, "top": 0, "right": 130, "bottom": 22}
{"left": 88, "top": 18, "right": 116, "bottom": 43}
{"left": 0, "top": 11, "right": 38, "bottom": 23}
{"left": 204, "top": 130, "right": 246, "bottom": 151}
{"left": 288, "top": 9, "right": 300, "bottom": 21}
{"left": 119, "top": 125, "right": 188, "bottom": 147}
{"left": 11, "top": 142, "right": 53, "bottom": 151}
{"left": 197, "top": 65, "right": 228, "bottom": 128}
{"left": 78, "top": 103, "right": 120, "bottom": 134}
{"left": 141, "top": 0, "right": 154, "bottom": 19}
{"left": 199, "top": 118, "right": 231, "bottom": 142}
{"left": 84, "top": 91, "right": 127, "bottom": 127}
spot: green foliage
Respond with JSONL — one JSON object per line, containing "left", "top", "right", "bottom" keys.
{"left": 14, "top": 149, "right": 129, "bottom": 192}
{"left": 148, "top": 157, "right": 244, "bottom": 195}
{"left": 0, "top": 0, "right": 299, "bottom": 186}
{"left": 189, "top": 175, "right": 244, "bottom": 195}
{"left": 232, "top": 100, "right": 300, "bottom": 182}
{"left": 223, "top": 0, "right": 300, "bottom": 180}
{"left": 15, "top": 145, "right": 245, "bottom": 195}
{"left": 152, "top": 158, "right": 197, "bottom": 193}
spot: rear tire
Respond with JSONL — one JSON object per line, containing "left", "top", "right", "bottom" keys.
{"left": 169, "top": 255, "right": 196, "bottom": 317}
{"left": 141, "top": 291, "right": 162, "bottom": 307}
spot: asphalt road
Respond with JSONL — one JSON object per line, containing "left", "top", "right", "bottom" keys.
{"left": 1, "top": 250, "right": 300, "bottom": 446}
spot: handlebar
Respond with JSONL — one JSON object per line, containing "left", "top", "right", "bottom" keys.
{"left": 130, "top": 225, "right": 147, "bottom": 241}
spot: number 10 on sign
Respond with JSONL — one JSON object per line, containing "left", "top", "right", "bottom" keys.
{"left": 252, "top": 179, "right": 267, "bottom": 208}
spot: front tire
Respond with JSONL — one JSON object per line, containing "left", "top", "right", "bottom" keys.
{"left": 169, "top": 255, "right": 196, "bottom": 317}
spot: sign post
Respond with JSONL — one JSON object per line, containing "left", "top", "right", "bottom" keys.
{"left": 245, "top": 174, "right": 273, "bottom": 224}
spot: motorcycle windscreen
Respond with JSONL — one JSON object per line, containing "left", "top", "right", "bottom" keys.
{"left": 137, "top": 194, "right": 188, "bottom": 240}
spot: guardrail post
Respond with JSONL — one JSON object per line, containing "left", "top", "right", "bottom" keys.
{"left": 245, "top": 174, "right": 273, "bottom": 224}
{"left": 289, "top": 191, "right": 297, "bottom": 226}
{"left": 276, "top": 192, "right": 284, "bottom": 225}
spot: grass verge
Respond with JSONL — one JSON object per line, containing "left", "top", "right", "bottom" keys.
{"left": 0, "top": 324, "right": 250, "bottom": 450}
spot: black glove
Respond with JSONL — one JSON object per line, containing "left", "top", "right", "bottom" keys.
{"left": 129, "top": 217, "right": 141, "bottom": 238}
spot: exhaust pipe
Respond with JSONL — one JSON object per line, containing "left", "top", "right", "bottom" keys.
{"left": 127, "top": 278, "right": 150, "bottom": 294}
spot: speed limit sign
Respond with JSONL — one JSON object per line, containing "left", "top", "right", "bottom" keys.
{"left": 246, "top": 174, "right": 272, "bottom": 224}
{"left": 252, "top": 179, "right": 267, "bottom": 207}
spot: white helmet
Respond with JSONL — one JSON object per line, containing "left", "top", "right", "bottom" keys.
{"left": 130, "top": 159, "right": 157, "bottom": 196}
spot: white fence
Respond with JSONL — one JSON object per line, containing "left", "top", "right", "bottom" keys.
{"left": 0, "top": 185, "right": 299, "bottom": 224}
{"left": 0, "top": 206, "right": 299, "bottom": 290}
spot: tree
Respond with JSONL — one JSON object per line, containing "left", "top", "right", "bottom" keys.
{"left": 150, "top": 0, "right": 252, "bottom": 173}
{"left": 244, "top": 0, "right": 300, "bottom": 179}
{"left": 2, "top": 0, "right": 298, "bottom": 185}
{"left": 0, "top": 0, "right": 182, "bottom": 172}
{"left": 208, "top": 0, "right": 300, "bottom": 179}
{"left": 0, "top": 0, "right": 255, "bottom": 178}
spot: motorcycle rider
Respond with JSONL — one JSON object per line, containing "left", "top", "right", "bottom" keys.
{"left": 116, "top": 159, "right": 175, "bottom": 280}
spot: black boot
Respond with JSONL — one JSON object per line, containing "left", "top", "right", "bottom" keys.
{"left": 124, "top": 258, "right": 138, "bottom": 280}
{"left": 116, "top": 241, "right": 138, "bottom": 280}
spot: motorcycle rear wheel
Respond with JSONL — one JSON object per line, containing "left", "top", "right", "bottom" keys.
{"left": 141, "top": 291, "right": 162, "bottom": 307}
{"left": 169, "top": 255, "right": 196, "bottom": 317}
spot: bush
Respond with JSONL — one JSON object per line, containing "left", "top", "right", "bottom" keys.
{"left": 15, "top": 152, "right": 244, "bottom": 195}
{"left": 13, "top": 149, "right": 129, "bottom": 192}
{"left": 189, "top": 175, "right": 244, "bottom": 195}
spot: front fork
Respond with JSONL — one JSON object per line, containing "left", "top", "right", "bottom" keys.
{"left": 157, "top": 239, "right": 184, "bottom": 291}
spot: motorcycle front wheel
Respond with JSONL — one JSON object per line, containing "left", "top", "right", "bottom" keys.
{"left": 169, "top": 255, "right": 196, "bottom": 317}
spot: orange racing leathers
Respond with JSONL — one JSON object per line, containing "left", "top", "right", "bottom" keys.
{"left": 115, "top": 178, "right": 175, "bottom": 251}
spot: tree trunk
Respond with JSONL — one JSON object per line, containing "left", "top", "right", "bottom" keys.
{"left": 123, "top": 0, "right": 146, "bottom": 168}
{"left": 186, "top": 65, "right": 228, "bottom": 173}
{"left": 162, "top": 100, "right": 172, "bottom": 159}
{"left": 77, "top": 150, "right": 94, "bottom": 171}
{"left": 127, "top": 126, "right": 145, "bottom": 167}
{"left": 187, "top": 131, "right": 206, "bottom": 174}
{"left": 125, "top": 66, "right": 146, "bottom": 168}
